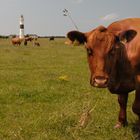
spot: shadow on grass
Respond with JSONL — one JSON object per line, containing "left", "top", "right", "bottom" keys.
{"left": 131, "top": 122, "right": 140, "bottom": 140}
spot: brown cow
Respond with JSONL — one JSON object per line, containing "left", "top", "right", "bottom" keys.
{"left": 49, "top": 36, "right": 54, "bottom": 41}
{"left": 34, "top": 42, "right": 40, "bottom": 46}
{"left": 67, "top": 18, "right": 140, "bottom": 129}
{"left": 25, "top": 37, "right": 34, "bottom": 42}
{"left": 23, "top": 37, "right": 34, "bottom": 46}
{"left": 11, "top": 37, "right": 23, "bottom": 46}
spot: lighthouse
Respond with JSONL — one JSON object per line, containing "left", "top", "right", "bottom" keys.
{"left": 19, "top": 15, "right": 24, "bottom": 39}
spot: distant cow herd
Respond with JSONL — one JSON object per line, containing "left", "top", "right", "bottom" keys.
{"left": 11, "top": 36, "right": 40, "bottom": 46}
{"left": 11, "top": 36, "right": 57, "bottom": 47}
{"left": 67, "top": 18, "right": 140, "bottom": 131}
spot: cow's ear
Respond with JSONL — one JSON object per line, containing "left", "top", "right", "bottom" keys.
{"left": 67, "top": 31, "right": 87, "bottom": 44}
{"left": 119, "top": 30, "right": 137, "bottom": 44}
{"left": 97, "top": 25, "right": 107, "bottom": 32}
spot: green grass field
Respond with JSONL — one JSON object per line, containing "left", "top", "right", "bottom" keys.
{"left": 0, "top": 38, "right": 138, "bottom": 140}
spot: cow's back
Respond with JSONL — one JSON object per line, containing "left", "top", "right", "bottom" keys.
{"left": 108, "top": 18, "right": 140, "bottom": 67}
{"left": 108, "top": 18, "right": 140, "bottom": 35}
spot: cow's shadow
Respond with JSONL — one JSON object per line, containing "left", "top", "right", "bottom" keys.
{"left": 131, "top": 122, "right": 140, "bottom": 140}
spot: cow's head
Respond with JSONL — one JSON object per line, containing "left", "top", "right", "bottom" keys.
{"left": 67, "top": 26, "right": 137, "bottom": 88}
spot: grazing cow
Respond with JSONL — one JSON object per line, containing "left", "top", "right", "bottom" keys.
{"left": 49, "top": 36, "right": 54, "bottom": 41}
{"left": 25, "top": 37, "right": 33, "bottom": 42}
{"left": 11, "top": 37, "right": 22, "bottom": 46}
{"left": 24, "top": 37, "right": 34, "bottom": 46}
{"left": 34, "top": 42, "right": 40, "bottom": 46}
{"left": 67, "top": 18, "right": 140, "bottom": 129}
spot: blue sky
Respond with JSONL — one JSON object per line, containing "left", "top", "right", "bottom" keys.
{"left": 1, "top": 0, "right": 140, "bottom": 36}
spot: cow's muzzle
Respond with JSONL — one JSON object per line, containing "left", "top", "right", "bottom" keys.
{"left": 90, "top": 76, "right": 108, "bottom": 88}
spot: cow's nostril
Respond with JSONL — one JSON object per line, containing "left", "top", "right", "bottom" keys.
{"left": 93, "top": 76, "right": 108, "bottom": 87}
{"left": 90, "top": 76, "right": 108, "bottom": 88}
{"left": 94, "top": 78, "right": 107, "bottom": 85}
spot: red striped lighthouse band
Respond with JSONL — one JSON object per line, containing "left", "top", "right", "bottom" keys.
{"left": 20, "top": 24, "right": 24, "bottom": 29}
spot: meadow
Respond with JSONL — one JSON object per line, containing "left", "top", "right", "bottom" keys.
{"left": 0, "top": 38, "right": 138, "bottom": 140}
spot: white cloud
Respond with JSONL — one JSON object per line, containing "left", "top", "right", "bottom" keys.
{"left": 101, "top": 13, "right": 119, "bottom": 21}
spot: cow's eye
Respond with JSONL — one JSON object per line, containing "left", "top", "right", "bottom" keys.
{"left": 87, "top": 48, "right": 93, "bottom": 56}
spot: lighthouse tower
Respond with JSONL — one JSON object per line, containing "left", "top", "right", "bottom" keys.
{"left": 19, "top": 15, "right": 24, "bottom": 39}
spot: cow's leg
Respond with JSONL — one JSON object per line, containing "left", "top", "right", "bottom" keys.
{"left": 132, "top": 92, "right": 140, "bottom": 129}
{"left": 114, "top": 93, "right": 128, "bottom": 128}
{"left": 133, "top": 75, "right": 140, "bottom": 127}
